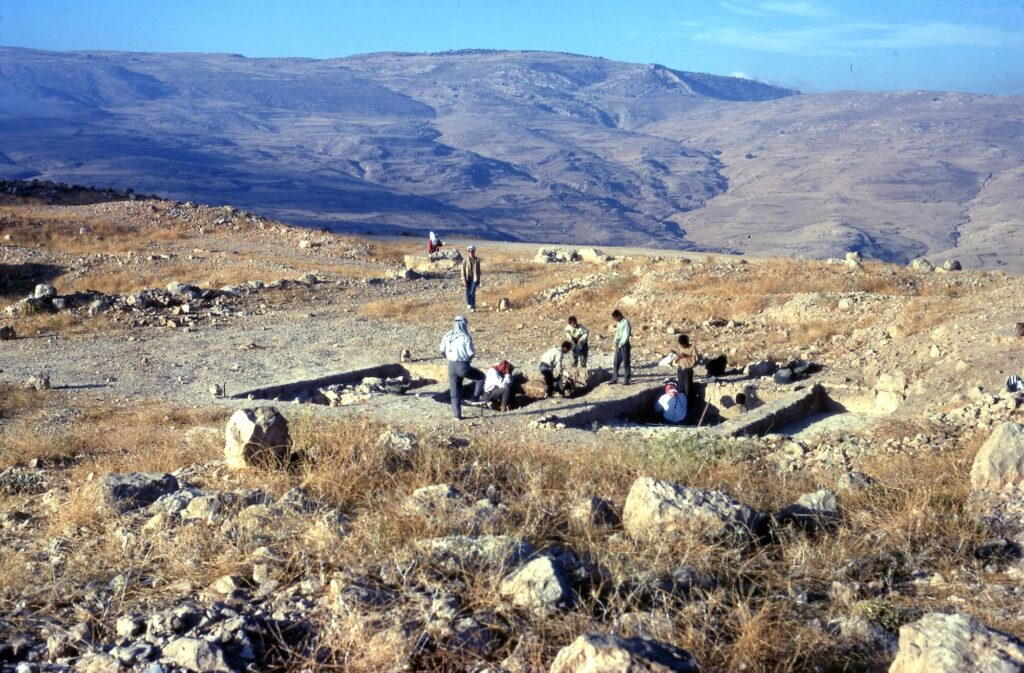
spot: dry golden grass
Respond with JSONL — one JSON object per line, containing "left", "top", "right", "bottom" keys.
{"left": 0, "top": 204, "right": 189, "bottom": 254}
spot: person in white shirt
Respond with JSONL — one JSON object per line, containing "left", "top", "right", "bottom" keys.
{"left": 539, "top": 341, "right": 573, "bottom": 398}
{"left": 471, "top": 360, "right": 516, "bottom": 411}
{"left": 439, "top": 315, "right": 483, "bottom": 420}
{"left": 656, "top": 381, "right": 688, "bottom": 423}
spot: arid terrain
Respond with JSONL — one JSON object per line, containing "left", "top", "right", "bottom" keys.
{"left": 3, "top": 185, "right": 1024, "bottom": 672}
{"left": 2, "top": 48, "right": 1022, "bottom": 270}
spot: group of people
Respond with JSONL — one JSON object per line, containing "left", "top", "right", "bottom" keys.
{"left": 430, "top": 237, "right": 707, "bottom": 423}
{"left": 437, "top": 305, "right": 640, "bottom": 420}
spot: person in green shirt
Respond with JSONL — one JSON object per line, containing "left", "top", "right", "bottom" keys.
{"left": 564, "top": 315, "right": 589, "bottom": 368}
{"left": 610, "top": 309, "right": 631, "bottom": 385}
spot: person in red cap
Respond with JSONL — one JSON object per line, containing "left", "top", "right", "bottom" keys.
{"left": 470, "top": 359, "right": 517, "bottom": 411}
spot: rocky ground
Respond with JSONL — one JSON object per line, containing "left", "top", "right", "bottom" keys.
{"left": 4, "top": 185, "right": 1024, "bottom": 672}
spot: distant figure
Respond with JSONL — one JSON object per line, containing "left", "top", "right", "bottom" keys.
{"left": 472, "top": 359, "right": 516, "bottom": 411}
{"left": 428, "top": 231, "right": 443, "bottom": 254}
{"left": 610, "top": 309, "right": 631, "bottom": 385}
{"left": 539, "top": 341, "right": 573, "bottom": 398}
{"left": 672, "top": 334, "right": 698, "bottom": 402}
{"left": 656, "top": 381, "right": 688, "bottom": 423}
{"left": 439, "top": 315, "right": 484, "bottom": 420}
{"left": 719, "top": 392, "right": 749, "bottom": 420}
{"left": 462, "top": 245, "right": 482, "bottom": 312}
{"left": 564, "top": 315, "right": 589, "bottom": 368}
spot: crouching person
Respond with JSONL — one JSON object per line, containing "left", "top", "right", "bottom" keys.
{"left": 656, "top": 381, "right": 688, "bottom": 423}
{"left": 539, "top": 341, "right": 573, "bottom": 398}
{"left": 472, "top": 360, "right": 517, "bottom": 411}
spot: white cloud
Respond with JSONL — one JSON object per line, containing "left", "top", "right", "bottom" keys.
{"left": 758, "top": 2, "right": 832, "bottom": 18}
{"left": 695, "top": 21, "right": 1017, "bottom": 55}
{"left": 721, "top": 1, "right": 831, "bottom": 18}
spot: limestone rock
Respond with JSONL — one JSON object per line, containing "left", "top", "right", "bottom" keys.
{"left": 499, "top": 556, "right": 571, "bottom": 614}
{"left": 162, "top": 637, "right": 233, "bottom": 673}
{"left": 889, "top": 612, "right": 1024, "bottom": 673}
{"left": 942, "top": 259, "right": 962, "bottom": 272}
{"left": 778, "top": 489, "right": 839, "bottom": 530}
{"left": 498, "top": 297, "right": 511, "bottom": 311}
{"left": 417, "top": 535, "right": 534, "bottom": 573}
{"left": 224, "top": 407, "right": 291, "bottom": 470}
{"left": 622, "top": 477, "right": 765, "bottom": 542}
{"left": 570, "top": 496, "right": 621, "bottom": 527}
{"left": 875, "top": 372, "right": 908, "bottom": 413}
{"left": 579, "top": 247, "right": 611, "bottom": 263}
{"left": 24, "top": 373, "right": 50, "bottom": 390}
{"left": 971, "top": 422, "right": 1024, "bottom": 491}
{"left": 101, "top": 472, "right": 180, "bottom": 513}
{"left": 0, "top": 325, "right": 15, "bottom": 341}
{"left": 34, "top": 283, "right": 57, "bottom": 299}
{"left": 402, "top": 483, "right": 471, "bottom": 518}
{"left": 911, "top": 258, "right": 935, "bottom": 272}
{"left": 550, "top": 633, "right": 700, "bottom": 673}
{"left": 534, "top": 247, "right": 581, "bottom": 264}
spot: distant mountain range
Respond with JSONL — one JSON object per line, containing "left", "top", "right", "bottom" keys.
{"left": 1, "top": 47, "right": 1022, "bottom": 269}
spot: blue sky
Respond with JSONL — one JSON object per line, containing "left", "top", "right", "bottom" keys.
{"left": 3, "top": 0, "right": 1023, "bottom": 93}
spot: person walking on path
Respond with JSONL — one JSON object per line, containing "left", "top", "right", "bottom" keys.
{"left": 610, "top": 309, "right": 632, "bottom": 385}
{"left": 439, "top": 315, "right": 483, "bottom": 420}
{"left": 539, "top": 341, "right": 573, "bottom": 397}
{"left": 462, "top": 245, "right": 482, "bottom": 312}
{"left": 564, "top": 316, "right": 589, "bottom": 368}
{"left": 672, "top": 334, "right": 698, "bottom": 402}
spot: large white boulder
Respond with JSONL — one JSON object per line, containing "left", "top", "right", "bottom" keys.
{"left": 499, "top": 556, "right": 571, "bottom": 614}
{"left": 971, "top": 422, "right": 1024, "bottom": 491}
{"left": 889, "top": 612, "right": 1024, "bottom": 673}
{"left": 224, "top": 407, "right": 291, "bottom": 470}
{"left": 623, "top": 477, "right": 764, "bottom": 542}
{"left": 550, "top": 633, "right": 700, "bottom": 673}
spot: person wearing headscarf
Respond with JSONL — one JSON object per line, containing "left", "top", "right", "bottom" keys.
{"left": 439, "top": 315, "right": 484, "bottom": 420}
{"left": 656, "top": 381, "right": 688, "bottom": 423}
{"left": 461, "top": 245, "right": 482, "bottom": 312}
{"left": 471, "top": 359, "right": 517, "bottom": 411}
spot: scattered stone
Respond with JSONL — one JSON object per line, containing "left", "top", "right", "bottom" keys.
{"left": 970, "top": 422, "right": 1024, "bottom": 491}
{"left": 498, "top": 297, "right": 511, "bottom": 311}
{"left": 0, "top": 325, "right": 16, "bottom": 340}
{"left": 33, "top": 283, "right": 57, "bottom": 299}
{"left": 101, "top": 473, "right": 180, "bottom": 513}
{"left": 578, "top": 247, "right": 611, "bottom": 263}
{"left": 550, "top": 633, "right": 700, "bottom": 673}
{"left": 162, "top": 637, "right": 233, "bottom": 673}
{"left": 911, "top": 257, "right": 935, "bottom": 272}
{"left": 24, "top": 373, "right": 50, "bottom": 390}
{"left": 942, "top": 259, "right": 962, "bottom": 272}
{"left": 778, "top": 489, "right": 839, "bottom": 531}
{"left": 224, "top": 407, "right": 291, "bottom": 470}
{"left": 400, "top": 348, "right": 412, "bottom": 362}
{"left": 570, "top": 496, "right": 621, "bottom": 527}
{"left": 622, "top": 477, "right": 765, "bottom": 542}
{"left": 889, "top": 612, "right": 1024, "bottom": 673}
{"left": 417, "top": 535, "right": 534, "bottom": 573}
{"left": 499, "top": 556, "right": 571, "bottom": 614}
{"left": 845, "top": 251, "right": 863, "bottom": 269}
{"left": 534, "top": 247, "right": 580, "bottom": 264}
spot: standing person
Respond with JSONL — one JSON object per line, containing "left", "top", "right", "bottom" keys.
{"left": 672, "top": 334, "right": 698, "bottom": 401}
{"left": 461, "top": 245, "right": 482, "bottom": 312}
{"left": 564, "top": 316, "right": 589, "bottom": 368}
{"left": 472, "top": 360, "right": 516, "bottom": 411}
{"left": 539, "top": 341, "right": 573, "bottom": 397}
{"left": 439, "top": 315, "right": 483, "bottom": 420}
{"left": 610, "top": 309, "right": 631, "bottom": 385}
{"left": 428, "top": 231, "right": 442, "bottom": 254}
